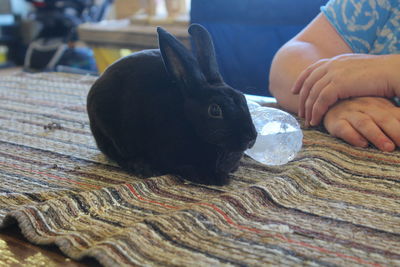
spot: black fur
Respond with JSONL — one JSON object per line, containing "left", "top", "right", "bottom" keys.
{"left": 87, "top": 24, "right": 257, "bottom": 185}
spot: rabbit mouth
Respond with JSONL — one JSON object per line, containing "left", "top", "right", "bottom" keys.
{"left": 215, "top": 150, "right": 243, "bottom": 172}
{"left": 236, "top": 138, "right": 256, "bottom": 151}
{"left": 206, "top": 129, "right": 256, "bottom": 152}
{"left": 217, "top": 136, "right": 256, "bottom": 152}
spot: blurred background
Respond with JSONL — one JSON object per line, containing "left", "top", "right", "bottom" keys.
{"left": 0, "top": 0, "right": 325, "bottom": 96}
{"left": 0, "top": 0, "right": 189, "bottom": 72}
{"left": 0, "top": 0, "right": 140, "bottom": 73}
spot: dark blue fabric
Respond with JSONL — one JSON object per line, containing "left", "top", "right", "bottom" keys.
{"left": 191, "top": 0, "right": 328, "bottom": 96}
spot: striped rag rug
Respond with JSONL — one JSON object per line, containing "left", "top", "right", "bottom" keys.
{"left": 0, "top": 72, "right": 399, "bottom": 267}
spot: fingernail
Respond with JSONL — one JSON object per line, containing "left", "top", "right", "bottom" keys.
{"left": 383, "top": 142, "right": 394, "bottom": 152}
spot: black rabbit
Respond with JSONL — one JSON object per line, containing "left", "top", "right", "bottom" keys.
{"left": 87, "top": 24, "right": 257, "bottom": 185}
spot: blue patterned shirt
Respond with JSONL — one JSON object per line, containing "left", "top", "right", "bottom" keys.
{"left": 321, "top": 0, "right": 400, "bottom": 54}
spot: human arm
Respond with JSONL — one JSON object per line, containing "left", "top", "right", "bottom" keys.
{"left": 292, "top": 53, "right": 400, "bottom": 126}
{"left": 323, "top": 97, "right": 400, "bottom": 152}
{"left": 269, "top": 1, "right": 400, "bottom": 151}
{"left": 268, "top": 13, "right": 352, "bottom": 114}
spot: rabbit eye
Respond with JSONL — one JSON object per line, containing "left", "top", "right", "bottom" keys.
{"left": 208, "top": 104, "right": 223, "bottom": 119}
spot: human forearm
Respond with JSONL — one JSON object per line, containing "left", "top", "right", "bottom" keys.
{"left": 385, "top": 54, "right": 400, "bottom": 96}
{"left": 268, "top": 13, "right": 353, "bottom": 115}
{"left": 269, "top": 40, "right": 326, "bottom": 113}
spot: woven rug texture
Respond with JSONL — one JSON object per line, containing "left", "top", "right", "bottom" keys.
{"left": 0, "top": 72, "right": 399, "bottom": 267}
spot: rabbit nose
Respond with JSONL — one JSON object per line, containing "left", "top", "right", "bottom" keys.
{"left": 248, "top": 125, "right": 257, "bottom": 148}
{"left": 247, "top": 137, "right": 256, "bottom": 149}
{"left": 243, "top": 131, "right": 257, "bottom": 149}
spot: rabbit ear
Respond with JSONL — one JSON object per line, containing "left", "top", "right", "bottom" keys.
{"left": 157, "top": 26, "right": 205, "bottom": 95}
{"left": 188, "top": 24, "right": 223, "bottom": 85}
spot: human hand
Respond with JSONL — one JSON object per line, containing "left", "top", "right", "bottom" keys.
{"left": 292, "top": 54, "right": 400, "bottom": 126}
{"left": 323, "top": 97, "right": 400, "bottom": 152}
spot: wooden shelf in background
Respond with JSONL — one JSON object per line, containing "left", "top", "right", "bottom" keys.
{"left": 78, "top": 19, "right": 190, "bottom": 50}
